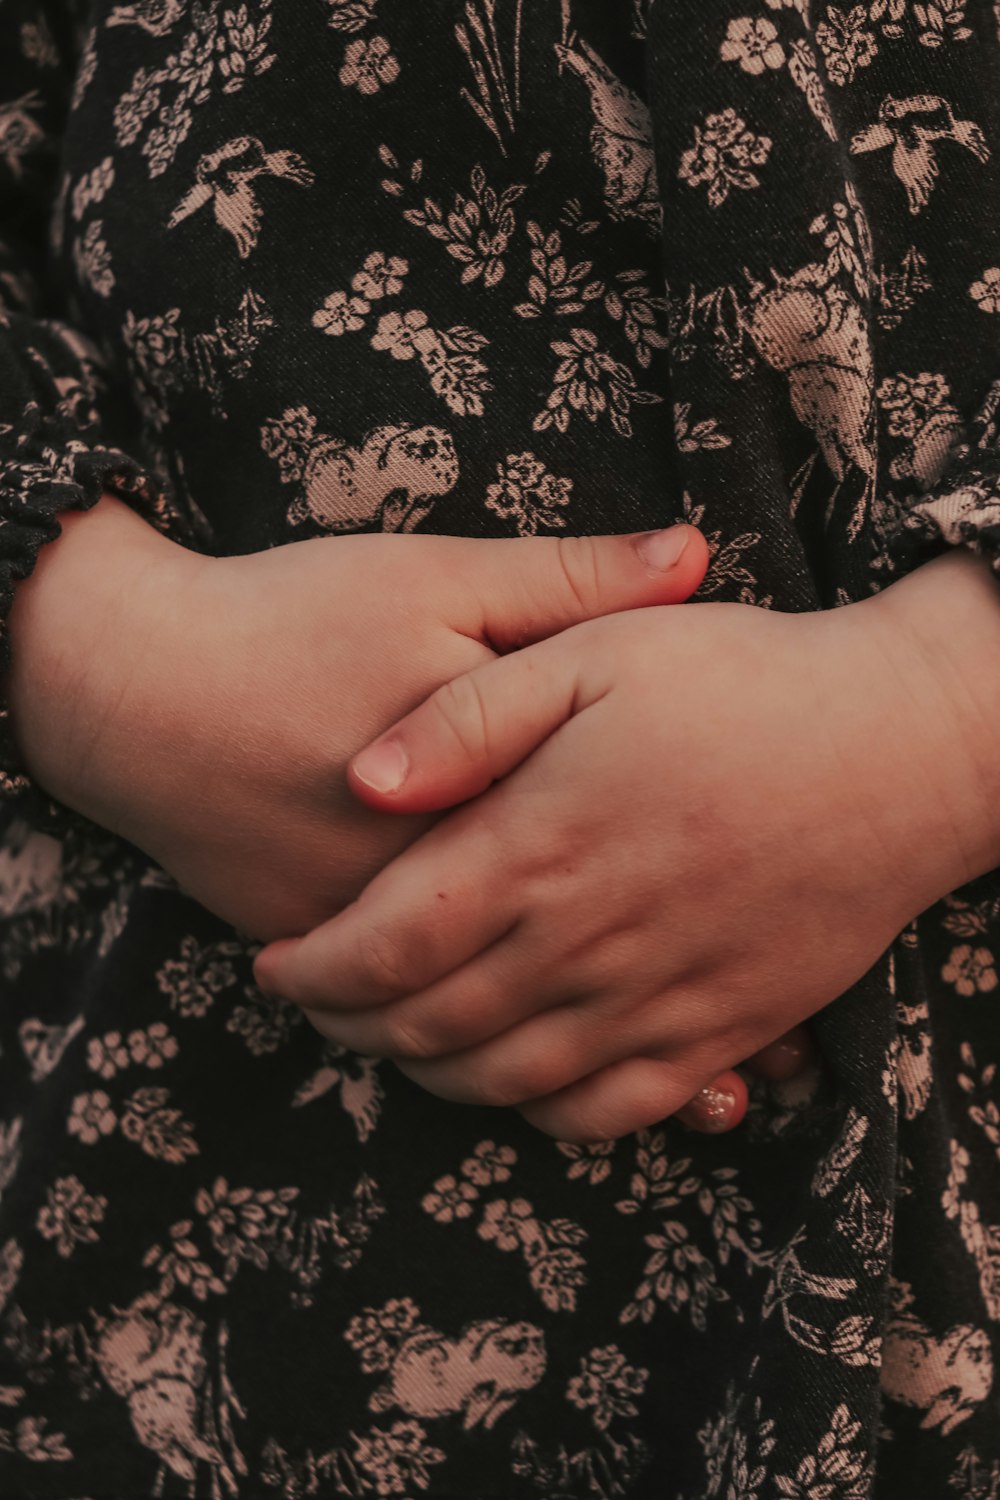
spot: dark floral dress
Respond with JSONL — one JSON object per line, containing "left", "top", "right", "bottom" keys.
{"left": 1, "top": 1, "right": 1000, "bottom": 1496}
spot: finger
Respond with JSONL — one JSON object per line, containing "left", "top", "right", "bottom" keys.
{"left": 516, "top": 1053, "right": 714, "bottom": 1144}
{"left": 446, "top": 524, "right": 708, "bottom": 653}
{"left": 393, "top": 986, "right": 699, "bottom": 1110}
{"left": 741, "top": 1024, "right": 815, "bottom": 1081}
{"left": 673, "top": 1071, "right": 749, "bottom": 1133}
{"left": 253, "top": 794, "right": 516, "bottom": 1008}
{"left": 300, "top": 924, "right": 575, "bottom": 1059}
{"left": 347, "top": 624, "right": 592, "bottom": 814}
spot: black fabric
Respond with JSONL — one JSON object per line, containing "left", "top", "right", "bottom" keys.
{"left": 1, "top": 2, "right": 999, "bottom": 1495}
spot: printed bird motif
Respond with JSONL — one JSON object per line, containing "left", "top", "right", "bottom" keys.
{"left": 554, "top": 36, "right": 659, "bottom": 229}
{"left": 95, "top": 1301, "right": 244, "bottom": 1496}
{"left": 107, "top": 0, "right": 186, "bottom": 36}
{"left": 18, "top": 1015, "right": 85, "bottom": 1083}
{"left": 168, "top": 137, "right": 315, "bottom": 259}
{"left": 850, "top": 95, "right": 989, "bottom": 215}
{"left": 292, "top": 1044, "right": 385, "bottom": 1142}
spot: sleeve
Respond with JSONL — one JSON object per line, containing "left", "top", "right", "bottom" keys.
{"left": 877, "top": 384, "right": 1000, "bottom": 586}
{"left": 0, "top": 0, "right": 169, "bottom": 829}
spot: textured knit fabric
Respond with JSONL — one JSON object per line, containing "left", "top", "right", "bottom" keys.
{"left": 1, "top": 2, "right": 1000, "bottom": 1496}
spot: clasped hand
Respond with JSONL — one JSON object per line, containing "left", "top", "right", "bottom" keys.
{"left": 256, "top": 577, "right": 939, "bottom": 1143}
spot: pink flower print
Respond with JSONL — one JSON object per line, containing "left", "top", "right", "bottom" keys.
{"left": 340, "top": 34, "right": 400, "bottom": 95}
{"left": 66, "top": 1090, "right": 116, "bottom": 1145}
{"left": 36, "top": 1175, "right": 107, "bottom": 1258}
{"left": 351, "top": 1420, "right": 445, "bottom": 1496}
{"left": 145, "top": 100, "right": 194, "bottom": 179}
{"left": 11, "top": 1416, "right": 71, "bottom": 1462}
{"left": 460, "top": 1140, "right": 516, "bottom": 1187}
{"left": 372, "top": 307, "right": 438, "bottom": 360}
{"left": 195, "top": 1177, "right": 297, "bottom": 1272}
{"left": 678, "top": 110, "right": 772, "bottom": 208}
{"left": 421, "top": 1173, "right": 479, "bottom": 1222}
{"left": 566, "top": 1345, "right": 648, "bottom": 1430}
{"left": 345, "top": 1297, "right": 422, "bottom": 1372}
{"left": 970, "top": 268, "right": 1000, "bottom": 313}
{"left": 143, "top": 1230, "right": 226, "bottom": 1301}
{"left": 942, "top": 944, "right": 999, "bottom": 997}
{"left": 720, "top": 17, "right": 785, "bottom": 75}
{"left": 123, "top": 308, "right": 182, "bottom": 372}
{"left": 908, "top": 372, "right": 949, "bottom": 409}
{"left": 815, "top": 5, "right": 878, "bottom": 86}
{"left": 0, "top": 1238, "right": 23, "bottom": 1315}
{"left": 226, "top": 992, "right": 299, "bottom": 1055}
{"left": 478, "top": 1197, "right": 538, "bottom": 1252}
{"left": 877, "top": 374, "right": 923, "bottom": 438}
{"left": 313, "top": 289, "right": 370, "bottom": 335}
{"left": 326, "top": 0, "right": 378, "bottom": 32}
{"left": 421, "top": 341, "right": 490, "bottom": 417}
{"left": 485, "top": 452, "right": 573, "bottom": 535}
{"left": 352, "top": 251, "right": 408, "bottom": 300}
{"left": 528, "top": 1243, "right": 588, "bottom": 1312}
{"left": 155, "top": 938, "right": 235, "bottom": 1020}
{"left": 127, "top": 1023, "right": 178, "bottom": 1069}
{"left": 886, "top": 405, "right": 920, "bottom": 440}
{"left": 87, "top": 1030, "right": 129, "bottom": 1080}
{"left": 557, "top": 1139, "right": 616, "bottom": 1186}
{"left": 120, "top": 1088, "right": 197, "bottom": 1164}
{"left": 260, "top": 405, "right": 317, "bottom": 482}
{"left": 270, "top": 404, "right": 315, "bottom": 445}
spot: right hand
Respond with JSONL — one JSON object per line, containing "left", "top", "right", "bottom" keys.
{"left": 7, "top": 494, "right": 709, "bottom": 941}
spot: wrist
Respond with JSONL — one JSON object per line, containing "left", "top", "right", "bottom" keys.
{"left": 6, "top": 492, "right": 207, "bottom": 821}
{"left": 855, "top": 548, "right": 1000, "bottom": 906}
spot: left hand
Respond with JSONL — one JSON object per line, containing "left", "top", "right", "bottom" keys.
{"left": 255, "top": 591, "right": 972, "bottom": 1142}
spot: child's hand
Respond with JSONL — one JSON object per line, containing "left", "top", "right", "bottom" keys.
{"left": 255, "top": 588, "right": 979, "bottom": 1142}
{"left": 8, "top": 494, "right": 707, "bottom": 942}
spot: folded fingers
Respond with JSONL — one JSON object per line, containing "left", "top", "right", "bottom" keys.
{"left": 254, "top": 802, "right": 516, "bottom": 1011}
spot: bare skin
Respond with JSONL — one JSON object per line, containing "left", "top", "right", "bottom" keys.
{"left": 6, "top": 493, "right": 807, "bottom": 1134}
{"left": 255, "top": 547, "right": 1000, "bottom": 1142}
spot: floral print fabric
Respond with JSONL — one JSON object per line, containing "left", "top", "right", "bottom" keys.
{"left": 1, "top": 1, "right": 1000, "bottom": 1496}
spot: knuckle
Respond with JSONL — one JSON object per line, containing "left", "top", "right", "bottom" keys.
{"left": 356, "top": 923, "right": 412, "bottom": 997}
{"left": 555, "top": 534, "right": 601, "bottom": 616}
{"left": 432, "top": 674, "right": 491, "bottom": 763}
{"left": 560, "top": 1112, "right": 617, "bottom": 1146}
{"left": 464, "top": 1066, "right": 530, "bottom": 1111}
{"left": 517, "top": 1054, "right": 568, "bottom": 1101}
{"left": 476, "top": 1056, "right": 563, "bottom": 1110}
{"left": 381, "top": 1009, "right": 435, "bottom": 1060}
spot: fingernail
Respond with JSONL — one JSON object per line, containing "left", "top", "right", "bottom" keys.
{"left": 352, "top": 739, "right": 409, "bottom": 794}
{"left": 770, "top": 1036, "right": 813, "bottom": 1071}
{"left": 633, "top": 526, "right": 691, "bottom": 574}
{"left": 693, "top": 1085, "right": 737, "bottom": 1133}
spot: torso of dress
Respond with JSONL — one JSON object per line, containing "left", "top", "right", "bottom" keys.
{"left": 1, "top": 2, "right": 1000, "bottom": 1496}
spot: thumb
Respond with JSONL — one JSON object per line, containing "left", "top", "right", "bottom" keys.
{"left": 348, "top": 631, "right": 583, "bottom": 813}
{"left": 453, "top": 523, "right": 708, "bottom": 652}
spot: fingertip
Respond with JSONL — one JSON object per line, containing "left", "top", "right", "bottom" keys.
{"left": 675, "top": 1070, "right": 748, "bottom": 1134}
{"left": 743, "top": 1025, "right": 815, "bottom": 1082}
{"left": 657, "top": 525, "right": 710, "bottom": 605}
{"left": 349, "top": 739, "right": 410, "bottom": 800}
{"left": 253, "top": 938, "right": 297, "bottom": 996}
